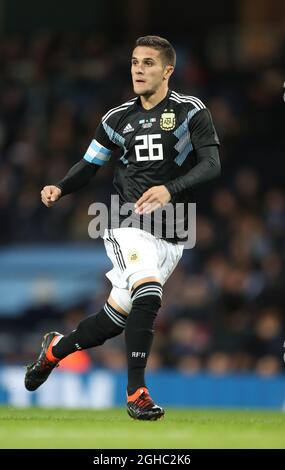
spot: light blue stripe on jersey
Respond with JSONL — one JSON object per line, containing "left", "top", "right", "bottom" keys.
{"left": 174, "top": 116, "right": 188, "bottom": 140}
{"left": 103, "top": 122, "right": 125, "bottom": 148}
{"left": 120, "top": 155, "right": 128, "bottom": 165}
{"left": 103, "top": 122, "right": 129, "bottom": 165}
{"left": 174, "top": 141, "right": 193, "bottom": 166}
{"left": 173, "top": 109, "right": 199, "bottom": 166}
{"left": 83, "top": 138, "right": 111, "bottom": 166}
{"left": 174, "top": 108, "right": 199, "bottom": 139}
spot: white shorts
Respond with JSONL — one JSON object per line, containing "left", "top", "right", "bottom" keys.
{"left": 103, "top": 227, "right": 184, "bottom": 314}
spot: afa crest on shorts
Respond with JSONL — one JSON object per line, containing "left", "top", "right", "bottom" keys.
{"left": 128, "top": 249, "right": 140, "bottom": 263}
{"left": 160, "top": 109, "right": 176, "bottom": 131}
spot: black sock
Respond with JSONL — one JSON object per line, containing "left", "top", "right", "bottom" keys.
{"left": 52, "top": 302, "right": 126, "bottom": 359}
{"left": 125, "top": 281, "right": 162, "bottom": 395}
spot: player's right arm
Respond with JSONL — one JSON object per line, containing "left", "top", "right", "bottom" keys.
{"left": 40, "top": 159, "right": 99, "bottom": 207}
{"left": 41, "top": 121, "right": 116, "bottom": 208}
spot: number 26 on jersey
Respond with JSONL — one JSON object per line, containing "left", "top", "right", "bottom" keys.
{"left": 135, "top": 134, "right": 163, "bottom": 161}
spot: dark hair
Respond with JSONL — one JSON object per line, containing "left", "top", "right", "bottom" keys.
{"left": 135, "top": 35, "right": 176, "bottom": 67}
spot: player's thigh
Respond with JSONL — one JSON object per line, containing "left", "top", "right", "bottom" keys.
{"left": 107, "top": 287, "right": 132, "bottom": 315}
{"left": 104, "top": 227, "right": 161, "bottom": 290}
{"left": 107, "top": 277, "right": 161, "bottom": 315}
{"left": 158, "top": 241, "right": 184, "bottom": 285}
{"left": 131, "top": 276, "right": 161, "bottom": 292}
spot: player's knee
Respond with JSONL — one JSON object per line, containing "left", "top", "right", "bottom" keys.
{"left": 131, "top": 281, "right": 162, "bottom": 313}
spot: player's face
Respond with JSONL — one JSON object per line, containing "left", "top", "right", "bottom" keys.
{"left": 131, "top": 46, "right": 171, "bottom": 96}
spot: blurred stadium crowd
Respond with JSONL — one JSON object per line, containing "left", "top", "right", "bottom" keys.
{"left": 0, "top": 31, "right": 284, "bottom": 376}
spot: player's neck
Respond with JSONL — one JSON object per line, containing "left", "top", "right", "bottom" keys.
{"left": 140, "top": 86, "right": 169, "bottom": 110}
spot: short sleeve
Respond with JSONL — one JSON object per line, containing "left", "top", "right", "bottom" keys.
{"left": 189, "top": 108, "right": 220, "bottom": 150}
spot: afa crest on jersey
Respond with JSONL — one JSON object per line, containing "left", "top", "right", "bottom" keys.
{"left": 160, "top": 110, "right": 176, "bottom": 131}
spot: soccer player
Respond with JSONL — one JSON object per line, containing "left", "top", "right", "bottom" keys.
{"left": 25, "top": 36, "right": 220, "bottom": 420}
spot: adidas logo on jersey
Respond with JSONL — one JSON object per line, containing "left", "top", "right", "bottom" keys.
{"left": 123, "top": 123, "right": 134, "bottom": 134}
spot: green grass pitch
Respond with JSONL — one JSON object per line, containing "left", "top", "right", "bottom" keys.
{"left": 0, "top": 407, "right": 284, "bottom": 448}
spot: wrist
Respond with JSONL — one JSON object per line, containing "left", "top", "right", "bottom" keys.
{"left": 54, "top": 184, "right": 64, "bottom": 197}
{"left": 164, "top": 182, "right": 175, "bottom": 196}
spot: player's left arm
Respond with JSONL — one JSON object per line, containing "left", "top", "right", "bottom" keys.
{"left": 164, "top": 108, "right": 221, "bottom": 197}
{"left": 135, "top": 108, "right": 221, "bottom": 215}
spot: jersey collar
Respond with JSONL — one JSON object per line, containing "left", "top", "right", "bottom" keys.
{"left": 135, "top": 89, "right": 171, "bottom": 113}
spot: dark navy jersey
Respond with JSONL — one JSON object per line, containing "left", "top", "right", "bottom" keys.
{"left": 83, "top": 89, "right": 220, "bottom": 242}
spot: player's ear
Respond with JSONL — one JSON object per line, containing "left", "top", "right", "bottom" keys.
{"left": 163, "top": 65, "right": 174, "bottom": 80}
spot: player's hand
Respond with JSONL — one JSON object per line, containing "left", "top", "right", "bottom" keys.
{"left": 41, "top": 185, "right": 62, "bottom": 207}
{"left": 135, "top": 185, "right": 171, "bottom": 215}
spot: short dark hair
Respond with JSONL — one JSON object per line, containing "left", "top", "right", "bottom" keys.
{"left": 134, "top": 35, "right": 176, "bottom": 67}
